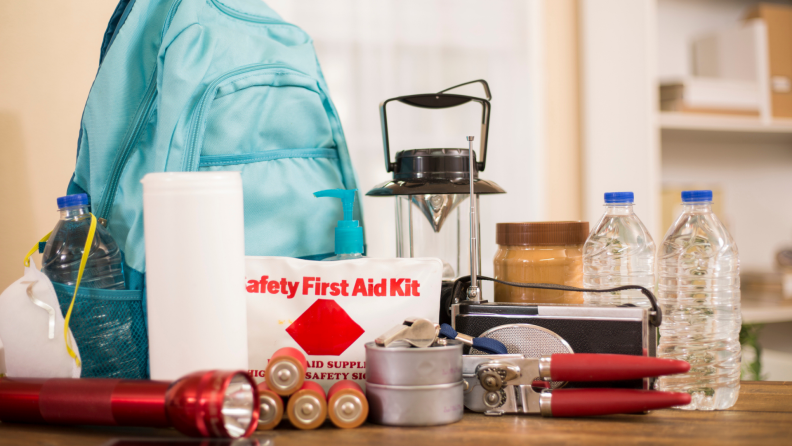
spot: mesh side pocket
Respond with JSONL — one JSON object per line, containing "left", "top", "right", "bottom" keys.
{"left": 53, "top": 284, "right": 149, "bottom": 379}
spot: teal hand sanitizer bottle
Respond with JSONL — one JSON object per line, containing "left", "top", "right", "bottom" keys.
{"left": 314, "top": 189, "right": 365, "bottom": 261}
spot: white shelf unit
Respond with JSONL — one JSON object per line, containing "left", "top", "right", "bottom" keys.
{"left": 581, "top": 0, "right": 792, "bottom": 324}
{"left": 742, "top": 298, "right": 792, "bottom": 324}
{"left": 659, "top": 112, "right": 792, "bottom": 134}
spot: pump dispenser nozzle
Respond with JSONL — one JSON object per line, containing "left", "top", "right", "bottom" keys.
{"left": 314, "top": 189, "right": 364, "bottom": 257}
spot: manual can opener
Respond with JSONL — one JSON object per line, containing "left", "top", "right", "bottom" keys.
{"left": 463, "top": 353, "right": 691, "bottom": 417}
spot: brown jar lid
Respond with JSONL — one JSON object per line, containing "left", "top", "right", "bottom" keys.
{"left": 496, "top": 221, "right": 589, "bottom": 246}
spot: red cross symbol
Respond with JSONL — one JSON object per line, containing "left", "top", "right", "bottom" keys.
{"left": 286, "top": 299, "right": 364, "bottom": 356}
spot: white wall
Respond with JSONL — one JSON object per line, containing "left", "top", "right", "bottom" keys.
{"left": 580, "top": 0, "right": 660, "bottom": 238}
{"left": 0, "top": 1, "right": 119, "bottom": 290}
{"left": 268, "top": 0, "right": 548, "bottom": 293}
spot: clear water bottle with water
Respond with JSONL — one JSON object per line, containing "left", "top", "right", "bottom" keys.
{"left": 583, "top": 192, "right": 656, "bottom": 308}
{"left": 656, "top": 190, "right": 741, "bottom": 410}
{"left": 42, "top": 194, "right": 126, "bottom": 290}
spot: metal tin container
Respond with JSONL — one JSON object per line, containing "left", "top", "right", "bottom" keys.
{"left": 366, "top": 381, "right": 464, "bottom": 426}
{"left": 365, "top": 340, "right": 464, "bottom": 426}
{"left": 365, "top": 341, "right": 463, "bottom": 386}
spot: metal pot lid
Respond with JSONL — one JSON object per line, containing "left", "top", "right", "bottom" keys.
{"left": 366, "top": 178, "right": 506, "bottom": 196}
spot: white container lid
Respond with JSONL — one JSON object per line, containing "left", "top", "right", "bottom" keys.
{"left": 141, "top": 172, "right": 242, "bottom": 194}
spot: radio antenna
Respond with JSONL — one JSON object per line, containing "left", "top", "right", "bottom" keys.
{"left": 467, "top": 136, "right": 480, "bottom": 301}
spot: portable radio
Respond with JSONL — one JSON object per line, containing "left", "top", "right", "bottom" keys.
{"left": 451, "top": 276, "right": 661, "bottom": 389}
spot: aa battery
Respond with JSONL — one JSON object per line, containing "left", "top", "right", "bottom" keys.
{"left": 265, "top": 347, "right": 307, "bottom": 396}
{"left": 286, "top": 381, "right": 327, "bottom": 430}
{"left": 327, "top": 380, "right": 368, "bottom": 429}
{"left": 256, "top": 382, "right": 284, "bottom": 431}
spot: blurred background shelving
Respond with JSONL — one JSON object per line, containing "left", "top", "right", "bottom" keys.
{"left": 583, "top": 0, "right": 792, "bottom": 380}
{"left": 743, "top": 296, "right": 792, "bottom": 324}
{"left": 659, "top": 111, "right": 792, "bottom": 134}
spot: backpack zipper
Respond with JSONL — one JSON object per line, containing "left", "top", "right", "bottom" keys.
{"left": 96, "top": 79, "right": 158, "bottom": 220}
{"left": 94, "top": 0, "right": 182, "bottom": 221}
{"left": 162, "top": 0, "right": 182, "bottom": 37}
{"left": 209, "top": 0, "right": 301, "bottom": 28}
{"left": 182, "top": 63, "right": 317, "bottom": 172}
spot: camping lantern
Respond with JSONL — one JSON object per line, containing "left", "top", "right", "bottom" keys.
{"left": 366, "top": 80, "right": 505, "bottom": 321}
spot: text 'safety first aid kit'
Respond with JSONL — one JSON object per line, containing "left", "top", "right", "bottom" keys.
{"left": 246, "top": 256, "right": 442, "bottom": 391}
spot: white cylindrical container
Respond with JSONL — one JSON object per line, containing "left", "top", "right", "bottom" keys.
{"left": 142, "top": 172, "right": 248, "bottom": 380}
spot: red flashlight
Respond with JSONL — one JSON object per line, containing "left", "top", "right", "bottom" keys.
{"left": 0, "top": 370, "right": 259, "bottom": 438}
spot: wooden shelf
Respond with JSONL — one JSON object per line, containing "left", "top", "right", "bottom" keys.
{"left": 659, "top": 112, "right": 792, "bottom": 134}
{"left": 742, "top": 293, "right": 792, "bottom": 324}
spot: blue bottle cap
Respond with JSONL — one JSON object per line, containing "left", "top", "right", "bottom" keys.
{"left": 681, "top": 190, "right": 712, "bottom": 203}
{"left": 313, "top": 189, "right": 363, "bottom": 255}
{"left": 604, "top": 192, "right": 634, "bottom": 204}
{"left": 56, "top": 194, "right": 89, "bottom": 209}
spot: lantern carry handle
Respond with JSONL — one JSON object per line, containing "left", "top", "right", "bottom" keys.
{"left": 379, "top": 80, "right": 491, "bottom": 173}
{"left": 437, "top": 79, "right": 491, "bottom": 100}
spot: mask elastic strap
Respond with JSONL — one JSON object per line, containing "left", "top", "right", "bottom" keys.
{"left": 24, "top": 215, "right": 97, "bottom": 367}
{"left": 23, "top": 232, "right": 52, "bottom": 267}
{"left": 61, "top": 213, "right": 97, "bottom": 368}
{"left": 23, "top": 231, "right": 57, "bottom": 340}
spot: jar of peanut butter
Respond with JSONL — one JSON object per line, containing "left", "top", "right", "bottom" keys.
{"left": 494, "top": 222, "right": 589, "bottom": 304}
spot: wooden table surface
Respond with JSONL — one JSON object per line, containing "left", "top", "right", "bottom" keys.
{"left": 0, "top": 381, "right": 790, "bottom": 446}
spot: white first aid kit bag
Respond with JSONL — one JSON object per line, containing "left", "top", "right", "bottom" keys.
{"left": 246, "top": 256, "right": 442, "bottom": 391}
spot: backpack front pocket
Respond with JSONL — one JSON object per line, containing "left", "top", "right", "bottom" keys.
{"left": 178, "top": 65, "right": 352, "bottom": 258}
{"left": 199, "top": 149, "right": 344, "bottom": 258}
{"left": 177, "top": 65, "right": 340, "bottom": 170}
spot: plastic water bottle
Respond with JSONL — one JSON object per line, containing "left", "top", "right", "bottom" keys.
{"left": 583, "top": 192, "right": 656, "bottom": 308}
{"left": 656, "top": 190, "right": 740, "bottom": 410}
{"left": 42, "top": 194, "right": 126, "bottom": 290}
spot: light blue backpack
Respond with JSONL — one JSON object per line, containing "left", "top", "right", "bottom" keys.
{"left": 61, "top": 0, "right": 360, "bottom": 378}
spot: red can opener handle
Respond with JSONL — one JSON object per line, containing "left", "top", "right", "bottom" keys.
{"left": 548, "top": 354, "right": 690, "bottom": 382}
{"left": 547, "top": 388, "right": 691, "bottom": 417}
